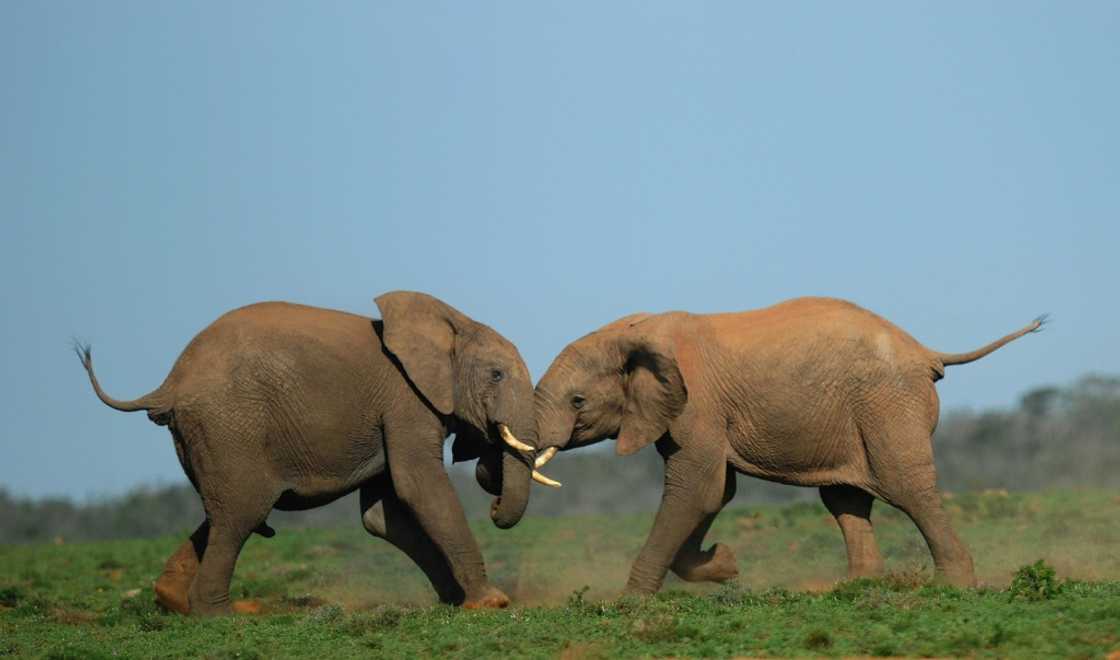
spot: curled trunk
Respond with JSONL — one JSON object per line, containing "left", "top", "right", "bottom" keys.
{"left": 490, "top": 446, "right": 531, "bottom": 529}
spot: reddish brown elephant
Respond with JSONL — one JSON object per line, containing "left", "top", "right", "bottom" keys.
{"left": 78, "top": 291, "right": 557, "bottom": 615}
{"left": 534, "top": 297, "right": 1043, "bottom": 594}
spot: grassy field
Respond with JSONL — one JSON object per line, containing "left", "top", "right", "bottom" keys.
{"left": 2, "top": 488, "right": 1118, "bottom": 658}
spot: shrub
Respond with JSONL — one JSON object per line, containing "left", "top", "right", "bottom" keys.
{"left": 804, "top": 629, "right": 832, "bottom": 650}
{"left": 1009, "top": 560, "right": 1062, "bottom": 601}
{"left": 0, "top": 585, "right": 24, "bottom": 607}
{"left": 566, "top": 585, "right": 591, "bottom": 610}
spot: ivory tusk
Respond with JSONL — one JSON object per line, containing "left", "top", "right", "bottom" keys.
{"left": 535, "top": 446, "right": 558, "bottom": 468}
{"left": 498, "top": 424, "right": 535, "bottom": 452}
{"left": 531, "top": 470, "right": 562, "bottom": 488}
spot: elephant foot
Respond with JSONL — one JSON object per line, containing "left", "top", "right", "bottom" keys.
{"left": 620, "top": 584, "right": 657, "bottom": 599}
{"left": 934, "top": 567, "right": 976, "bottom": 589}
{"left": 846, "top": 558, "right": 884, "bottom": 580}
{"left": 671, "top": 542, "right": 739, "bottom": 583}
{"left": 154, "top": 576, "right": 192, "bottom": 615}
{"left": 187, "top": 582, "right": 234, "bottom": 617}
{"left": 153, "top": 543, "right": 201, "bottom": 615}
{"left": 187, "top": 596, "right": 233, "bottom": 617}
{"left": 462, "top": 585, "right": 510, "bottom": 609}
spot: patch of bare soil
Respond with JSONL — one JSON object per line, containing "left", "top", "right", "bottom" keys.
{"left": 232, "top": 599, "right": 263, "bottom": 615}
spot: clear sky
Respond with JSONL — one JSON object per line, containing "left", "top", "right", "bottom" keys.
{"left": 2, "top": 2, "right": 1117, "bottom": 498}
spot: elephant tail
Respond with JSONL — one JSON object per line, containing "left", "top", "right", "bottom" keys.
{"left": 934, "top": 315, "right": 1048, "bottom": 367}
{"left": 74, "top": 341, "right": 173, "bottom": 425}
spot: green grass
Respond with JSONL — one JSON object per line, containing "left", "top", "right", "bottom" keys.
{"left": 2, "top": 489, "right": 1119, "bottom": 658}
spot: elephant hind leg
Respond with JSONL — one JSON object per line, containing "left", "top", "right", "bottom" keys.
{"left": 187, "top": 496, "right": 277, "bottom": 616}
{"left": 820, "top": 485, "right": 883, "bottom": 579}
{"left": 360, "top": 478, "right": 467, "bottom": 606}
{"left": 154, "top": 520, "right": 210, "bottom": 614}
{"left": 186, "top": 471, "right": 279, "bottom": 615}
{"left": 891, "top": 488, "right": 974, "bottom": 587}
{"left": 168, "top": 408, "right": 285, "bottom": 615}
{"left": 669, "top": 465, "right": 739, "bottom": 584}
{"left": 864, "top": 424, "right": 975, "bottom": 587}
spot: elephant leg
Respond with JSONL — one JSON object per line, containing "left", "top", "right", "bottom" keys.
{"left": 187, "top": 495, "right": 277, "bottom": 616}
{"left": 385, "top": 428, "right": 507, "bottom": 608}
{"left": 186, "top": 468, "right": 278, "bottom": 616}
{"left": 820, "top": 485, "right": 883, "bottom": 579}
{"left": 625, "top": 441, "right": 729, "bottom": 595}
{"left": 892, "top": 487, "right": 974, "bottom": 587}
{"left": 360, "top": 478, "right": 465, "bottom": 605}
{"left": 154, "top": 520, "right": 210, "bottom": 614}
{"left": 670, "top": 464, "right": 739, "bottom": 583}
{"left": 867, "top": 424, "right": 975, "bottom": 587}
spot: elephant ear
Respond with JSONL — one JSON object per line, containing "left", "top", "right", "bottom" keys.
{"left": 615, "top": 336, "right": 688, "bottom": 456}
{"left": 375, "top": 291, "right": 466, "bottom": 416}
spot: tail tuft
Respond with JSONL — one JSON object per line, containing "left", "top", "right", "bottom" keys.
{"left": 74, "top": 340, "right": 167, "bottom": 417}
{"left": 72, "top": 338, "right": 93, "bottom": 371}
{"left": 1031, "top": 314, "right": 1051, "bottom": 332}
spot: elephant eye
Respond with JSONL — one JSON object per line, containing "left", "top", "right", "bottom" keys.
{"left": 571, "top": 394, "right": 586, "bottom": 410}
{"left": 490, "top": 369, "right": 505, "bottom": 383}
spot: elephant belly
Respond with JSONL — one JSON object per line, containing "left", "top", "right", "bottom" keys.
{"left": 273, "top": 449, "right": 387, "bottom": 510}
{"left": 270, "top": 421, "right": 388, "bottom": 510}
{"left": 724, "top": 408, "right": 867, "bottom": 487}
{"left": 274, "top": 489, "right": 352, "bottom": 511}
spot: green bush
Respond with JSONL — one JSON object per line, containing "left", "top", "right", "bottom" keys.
{"left": 1009, "top": 560, "right": 1062, "bottom": 601}
{"left": 0, "top": 585, "right": 24, "bottom": 608}
{"left": 565, "top": 585, "right": 591, "bottom": 610}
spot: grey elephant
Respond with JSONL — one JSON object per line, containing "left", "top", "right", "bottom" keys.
{"left": 77, "top": 291, "right": 558, "bottom": 615}
{"left": 533, "top": 297, "right": 1042, "bottom": 594}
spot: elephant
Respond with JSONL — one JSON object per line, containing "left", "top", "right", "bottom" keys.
{"left": 533, "top": 296, "right": 1043, "bottom": 594}
{"left": 77, "top": 291, "right": 558, "bottom": 615}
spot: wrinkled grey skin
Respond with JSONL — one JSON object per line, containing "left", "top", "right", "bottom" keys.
{"left": 78, "top": 291, "right": 538, "bottom": 615}
{"left": 535, "top": 297, "right": 1042, "bottom": 595}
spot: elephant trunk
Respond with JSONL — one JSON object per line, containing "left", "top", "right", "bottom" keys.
{"left": 490, "top": 445, "right": 531, "bottom": 529}
{"left": 534, "top": 397, "right": 576, "bottom": 453}
{"left": 488, "top": 388, "right": 535, "bottom": 528}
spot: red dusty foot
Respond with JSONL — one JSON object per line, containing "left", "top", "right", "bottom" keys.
{"left": 462, "top": 586, "right": 510, "bottom": 609}
{"left": 153, "top": 576, "right": 192, "bottom": 615}
{"left": 153, "top": 538, "right": 202, "bottom": 615}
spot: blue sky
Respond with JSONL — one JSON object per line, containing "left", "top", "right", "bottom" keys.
{"left": 2, "top": 2, "right": 1117, "bottom": 498}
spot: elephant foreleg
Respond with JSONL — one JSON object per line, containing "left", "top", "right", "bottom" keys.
{"left": 670, "top": 465, "right": 739, "bottom": 583}
{"left": 625, "top": 442, "right": 730, "bottom": 595}
{"left": 820, "top": 485, "right": 883, "bottom": 579}
{"left": 385, "top": 429, "right": 508, "bottom": 608}
{"left": 154, "top": 520, "right": 210, "bottom": 614}
{"left": 360, "top": 479, "right": 465, "bottom": 605}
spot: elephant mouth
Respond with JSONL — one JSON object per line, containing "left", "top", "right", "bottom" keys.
{"left": 535, "top": 446, "right": 558, "bottom": 469}
{"left": 492, "top": 423, "right": 561, "bottom": 488}
{"left": 496, "top": 423, "right": 535, "bottom": 452}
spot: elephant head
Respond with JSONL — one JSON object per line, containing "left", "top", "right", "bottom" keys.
{"left": 534, "top": 313, "right": 689, "bottom": 464}
{"left": 375, "top": 291, "right": 557, "bottom": 528}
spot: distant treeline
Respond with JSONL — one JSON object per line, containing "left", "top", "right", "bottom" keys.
{"left": 3, "top": 375, "right": 1118, "bottom": 544}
